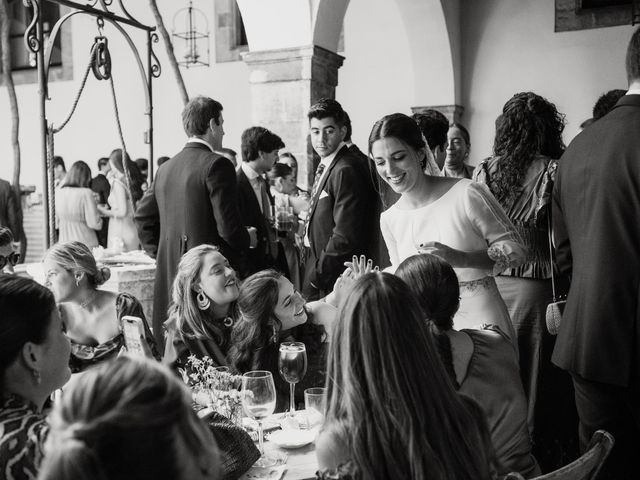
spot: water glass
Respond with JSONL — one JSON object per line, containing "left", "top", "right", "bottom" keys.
{"left": 304, "top": 387, "right": 326, "bottom": 428}
{"left": 242, "top": 370, "right": 277, "bottom": 468}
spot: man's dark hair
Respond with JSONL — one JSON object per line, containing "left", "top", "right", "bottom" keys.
{"left": 344, "top": 111, "right": 353, "bottom": 142}
{"left": 97, "top": 157, "right": 109, "bottom": 170}
{"left": 156, "top": 156, "right": 170, "bottom": 167}
{"left": 412, "top": 110, "right": 449, "bottom": 151}
{"left": 626, "top": 27, "right": 640, "bottom": 83}
{"left": 181, "top": 96, "right": 223, "bottom": 137}
{"left": 135, "top": 158, "right": 149, "bottom": 172}
{"left": 241, "top": 127, "right": 285, "bottom": 163}
{"left": 53, "top": 156, "right": 66, "bottom": 171}
{"left": 308, "top": 98, "right": 347, "bottom": 127}
{"left": 593, "top": 89, "right": 626, "bottom": 120}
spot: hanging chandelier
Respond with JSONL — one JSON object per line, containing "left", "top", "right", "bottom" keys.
{"left": 172, "top": 0, "right": 210, "bottom": 68}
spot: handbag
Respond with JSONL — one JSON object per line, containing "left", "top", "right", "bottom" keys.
{"left": 545, "top": 214, "right": 566, "bottom": 335}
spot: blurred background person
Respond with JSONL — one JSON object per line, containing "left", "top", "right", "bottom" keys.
{"left": 90, "top": 157, "right": 111, "bottom": 248}
{"left": 444, "top": 123, "right": 475, "bottom": 179}
{"left": 98, "top": 149, "right": 142, "bottom": 252}
{"left": 412, "top": 109, "right": 448, "bottom": 172}
{"left": 592, "top": 88, "right": 626, "bottom": 120}
{"left": 55, "top": 161, "right": 102, "bottom": 248}
{"left": 316, "top": 272, "right": 496, "bottom": 479}
{"left": 43, "top": 241, "right": 158, "bottom": 373}
{"left": 0, "top": 276, "right": 71, "bottom": 479}
{"left": 135, "top": 157, "right": 149, "bottom": 192}
{"left": 397, "top": 254, "right": 540, "bottom": 478}
{"left": 38, "top": 356, "right": 220, "bottom": 480}
{"left": 474, "top": 91, "right": 577, "bottom": 470}
{"left": 157, "top": 155, "right": 170, "bottom": 169}
{"left": 0, "top": 227, "right": 19, "bottom": 275}
{"left": 52, "top": 156, "right": 66, "bottom": 188}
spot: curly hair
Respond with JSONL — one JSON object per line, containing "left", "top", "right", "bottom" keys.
{"left": 490, "top": 92, "right": 565, "bottom": 207}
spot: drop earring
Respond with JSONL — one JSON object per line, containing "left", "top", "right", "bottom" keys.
{"left": 196, "top": 290, "right": 211, "bottom": 311}
{"left": 32, "top": 368, "right": 41, "bottom": 385}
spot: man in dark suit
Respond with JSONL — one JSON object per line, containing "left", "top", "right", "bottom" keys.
{"left": 135, "top": 96, "right": 255, "bottom": 345}
{"left": 552, "top": 28, "right": 640, "bottom": 478}
{"left": 91, "top": 157, "right": 111, "bottom": 248}
{"left": 302, "top": 99, "right": 377, "bottom": 300}
{"left": 236, "top": 126, "right": 284, "bottom": 278}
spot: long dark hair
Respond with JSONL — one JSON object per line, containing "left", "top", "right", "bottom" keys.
{"left": 490, "top": 92, "right": 565, "bottom": 207}
{"left": 0, "top": 276, "right": 56, "bottom": 392}
{"left": 325, "top": 273, "right": 495, "bottom": 479}
{"left": 109, "top": 149, "right": 145, "bottom": 204}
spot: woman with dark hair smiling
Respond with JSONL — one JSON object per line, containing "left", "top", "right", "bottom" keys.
{"left": 316, "top": 272, "right": 497, "bottom": 479}
{"left": 56, "top": 160, "right": 102, "bottom": 247}
{"left": 396, "top": 254, "right": 540, "bottom": 478}
{"left": 370, "top": 113, "right": 526, "bottom": 343}
{"left": 227, "top": 269, "right": 335, "bottom": 412}
{"left": 0, "top": 275, "right": 71, "bottom": 479}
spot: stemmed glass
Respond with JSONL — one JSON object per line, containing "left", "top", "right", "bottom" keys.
{"left": 241, "top": 371, "right": 277, "bottom": 467}
{"left": 278, "top": 342, "right": 307, "bottom": 416}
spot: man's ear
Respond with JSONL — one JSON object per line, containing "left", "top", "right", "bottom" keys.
{"left": 340, "top": 125, "right": 347, "bottom": 141}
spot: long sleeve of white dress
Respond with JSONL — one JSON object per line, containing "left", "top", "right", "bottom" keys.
{"left": 380, "top": 180, "right": 527, "bottom": 281}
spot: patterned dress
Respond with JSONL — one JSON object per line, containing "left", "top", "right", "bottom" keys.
{"left": 68, "top": 292, "right": 160, "bottom": 373}
{"left": 0, "top": 395, "right": 48, "bottom": 480}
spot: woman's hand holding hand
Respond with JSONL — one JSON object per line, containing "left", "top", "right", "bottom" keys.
{"left": 418, "top": 241, "right": 466, "bottom": 268}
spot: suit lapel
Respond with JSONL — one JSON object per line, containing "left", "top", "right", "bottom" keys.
{"left": 308, "top": 145, "right": 348, "bottom": 223}
{"left": 237, "top": 168, "right": 262, "bottom": 218}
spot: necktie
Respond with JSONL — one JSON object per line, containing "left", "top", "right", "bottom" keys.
{"left": 259, "top": 177, "right": 278, "bottom": 259}
{"left": 303, "top": 162, "right": 326, "bottom": 239}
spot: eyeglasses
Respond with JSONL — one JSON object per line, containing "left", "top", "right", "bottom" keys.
{"left": 0, "top": 252, "right": 20, "bottom": 269}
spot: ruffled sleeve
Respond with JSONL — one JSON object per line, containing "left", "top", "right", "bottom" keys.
{"left": 465, "top": 182, "right": 528, "bottom": 275}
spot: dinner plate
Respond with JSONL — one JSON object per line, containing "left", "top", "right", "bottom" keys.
{"left": 267, "top": 429, "right": 315, "bottom": 449}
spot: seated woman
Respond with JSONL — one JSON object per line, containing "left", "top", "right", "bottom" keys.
{"left": 164, "top": 244, "right": 240, "bottom": 369}
{"left": 316, "top": 272, "right": 497, "bottom": 479}
{"left": 0, "top": 276, "right": 71, "bottom": 479}
{"left": 227, "top": 269, "right": 335, "bottom": 412}
{"left": 38, "top": 356, "right": 221, "bottom": 480}
{"left": 396, "top": 254, "right": 540, "bottom": 478}
{"left": 43, "top": 241, "right": 159, "bottom": 372}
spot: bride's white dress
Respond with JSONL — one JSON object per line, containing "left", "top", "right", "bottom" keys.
{"left": 381, "top": 179, "right": 527, "bottom": 344}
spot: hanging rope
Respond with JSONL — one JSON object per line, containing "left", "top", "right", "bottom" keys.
{"left": 46, "top": 125, "right": 56, "bottom": 246}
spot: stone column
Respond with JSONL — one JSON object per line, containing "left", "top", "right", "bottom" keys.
{"left": 242, "top": 45, "right": 344, "bottom": 189}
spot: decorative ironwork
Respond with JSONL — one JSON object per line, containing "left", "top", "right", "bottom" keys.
{"left": 22, "top": 0, "right": 41, "bottom": 53}
{"left": 172, "top": 0, "right": 209, "bottom": 68}
{"left": 28, "top": 0, "right": 161, "bottom": 248}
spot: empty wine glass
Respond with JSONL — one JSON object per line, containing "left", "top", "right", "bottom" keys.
{"left": 242, "top": 370, "right": 277, "bottom": 467}
{"left": 279, "top": 342, "right": 307, "bottom": 416}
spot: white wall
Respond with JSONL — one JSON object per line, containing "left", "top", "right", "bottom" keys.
{"left": 0, "top": 0, "right": 250, "bottom": 189}
{"left": 461, "top": 0, "right": 632, "bottom": 164}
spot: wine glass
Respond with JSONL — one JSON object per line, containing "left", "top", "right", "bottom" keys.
{"left": 241, "top": 370, "right": 277, "bottom": 467}
{"left": 279, "top": 342, "right": 307, "bottom": 417}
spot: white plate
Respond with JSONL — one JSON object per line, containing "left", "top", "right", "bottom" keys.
{"left": 267, "top": 429, "right": 315, "bottom": 449}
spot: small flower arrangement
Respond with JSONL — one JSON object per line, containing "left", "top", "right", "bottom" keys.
{"left": 179, "top": 355, "right": 244, "bottom": 424}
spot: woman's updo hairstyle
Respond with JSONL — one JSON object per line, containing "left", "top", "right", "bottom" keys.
{"left": 0, "top": 276, "right": 56, "bottom": 386}
{"left": 395, "top": 254, "right": 460, "bottom": 330}
{"left": 368, "top": 113, "right": 429, "bottom": 169}
{"left": 45, "top": 241, "right": 111, "bottom": 288}
{"left": 267, "top": 162, "right": 293, "bottom": 186}
{"left": 38, "top": 356, "right": 219, "bottom": 480}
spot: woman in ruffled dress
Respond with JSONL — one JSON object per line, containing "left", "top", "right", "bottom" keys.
{"left": 43, "top": 241, "right": 159, "bottom": 373}
{"left": 370, "top": 113, "right": 526, "bottom": 342}
{"left": 473, "top": 92, "right": 577, "bottom": 470}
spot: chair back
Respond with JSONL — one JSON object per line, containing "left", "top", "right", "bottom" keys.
{"left": 504, "top": 430, "right": 614, "bottom": 480}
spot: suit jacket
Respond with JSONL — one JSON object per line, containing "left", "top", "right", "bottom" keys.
{"left": 552, "top": 94, "right": 640, "bottom": 387}
{"left": 235, "top": 167, "right": 274, "bottom": 278}
{"left": 0, "top": 178, "right": 20, "bottom": 236}
{"left": 303, "top": 145, "right": 377, "bottom": 298}
{"left": 135, "top": 142, "right": 250, "bottom": 345}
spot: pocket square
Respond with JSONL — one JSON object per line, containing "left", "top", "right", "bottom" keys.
{"left": 319, "top": 190, "right": 329, "bottom": 199}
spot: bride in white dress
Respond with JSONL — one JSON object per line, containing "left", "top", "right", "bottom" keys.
{"left": 369, "top": 113, "right": 526, "bottom": 344}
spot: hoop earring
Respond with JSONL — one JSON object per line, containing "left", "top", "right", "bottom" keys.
{"left": 196, "top": 291, "right": 211, "bottom": 311}
{"left": 75, "top": 278, "right": 80, "bottom": 287}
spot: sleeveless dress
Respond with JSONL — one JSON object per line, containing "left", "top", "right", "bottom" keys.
{"left": 68, "top": 292, "right": 160, "bottom": 373}
{"left": 380, "top": 180, "right": 526, "bottom": 343}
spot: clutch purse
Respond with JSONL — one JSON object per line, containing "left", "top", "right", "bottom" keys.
{"left": 545, "top": 299, "right": 566, "bottom": 335}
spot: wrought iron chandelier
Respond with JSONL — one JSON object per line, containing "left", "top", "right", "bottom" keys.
{"left": 172, "top": 0, "right": 209, "bottom": 68}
